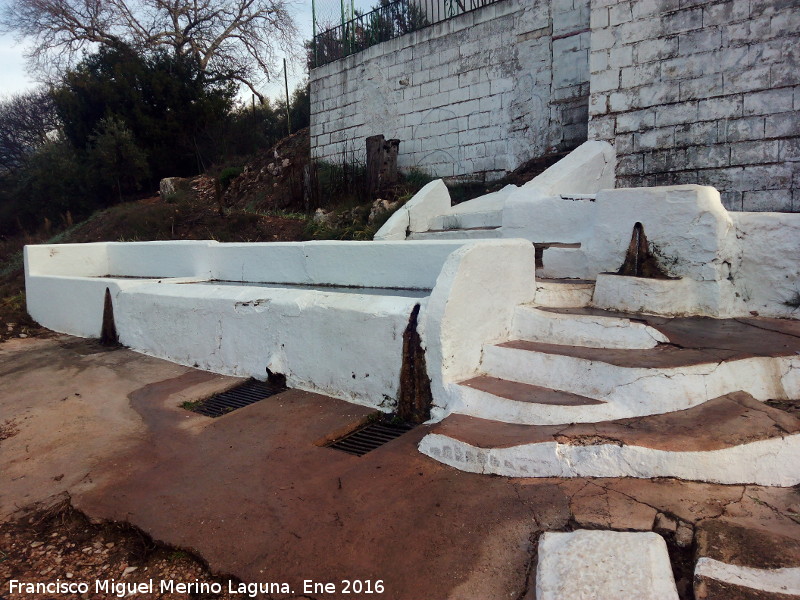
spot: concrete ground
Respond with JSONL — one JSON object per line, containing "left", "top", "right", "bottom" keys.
{"left": 2, "top": 335, "right": 800, "bottom": 599}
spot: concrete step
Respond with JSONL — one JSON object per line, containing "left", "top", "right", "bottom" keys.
{"left": 695, "top": 560, "right": 800, "bottom": 599}
{"left": 419, "top": 391, "right": 800, "bottom": 485}
{"left": 481, "top": 337, "right": 796, "bottom": 417}
{"left": 407, "top": 226, "right": 503, "bottom": 240}
{"left": 537, "top": 530, "right": 679, "bottom": 600}
{"left": 533, "top": 278, "right": 594, "bottom": 308}
{"left": 462, "top": 376, "right": 603, "bottom": 406}
{"left": 456, "top": 376, "right": 614, "bottom": 425}
{"left": 512, "top": 304, "right": 669, "bottom": 349}
{"left": 694, "top": 519, "right": 800, "bottom": 599}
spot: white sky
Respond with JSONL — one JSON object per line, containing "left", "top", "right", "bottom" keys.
{"left": 0, "top": 33, "right": 37, "bottom": 97}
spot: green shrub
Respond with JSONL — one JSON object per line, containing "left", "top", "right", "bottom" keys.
{"left": 219, "top": 166, "right": 243, "bottom": 189}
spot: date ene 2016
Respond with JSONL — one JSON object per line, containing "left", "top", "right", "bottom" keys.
{"left": 304, "top": 579, "right": 385, "bottom": 594}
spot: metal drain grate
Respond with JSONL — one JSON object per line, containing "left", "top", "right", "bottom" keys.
{"left": 327, "top": 421, "right": 415, "bottom": 456}
{"left": 186, "top": 378, "right": 286, "bottom": 417}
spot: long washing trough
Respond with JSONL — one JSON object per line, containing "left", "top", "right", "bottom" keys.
{"left": 25, "top": 142, "right": 800, "bottom": 487}
{"left": 25, "top": 238, "right": 536, "bottom": 417}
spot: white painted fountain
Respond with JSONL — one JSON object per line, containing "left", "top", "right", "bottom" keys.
{"left": 25, "top": 141, "right": 800, "bottom": 489}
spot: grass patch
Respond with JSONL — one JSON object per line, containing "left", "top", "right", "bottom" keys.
{"left": 303, "top": 219, "right": 380, "bottom": 241}
{"left": 259, "top": 209, "right": 308, "bottom": 221}
{"left": 179, "top": 399, "right": 204, "bottom": 411}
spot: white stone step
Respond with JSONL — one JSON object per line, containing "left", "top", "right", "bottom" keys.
{"left": 480, "top": 341, "right": 791, "bottom": 417}
{"left": 693, "top": 520, "right": 800, "bottom": 599}
{"left": 512, "top": 305, "right": 669, "bottom": 349}
{"left": 534, "top": 278, "right": 594, "bottom": 308}
{"left": 536, "top": 530, "right": 679, "bottom": 600}
{"left": 695, "top": 558, "right": 800, "bottom": 598}
{"left": 455, "top": 376, "right": 622, "bottom": 425}
{"left": 407, "top": 227, "right": 503, "bottom": 240}
{"left": 419, "top": 392, "right": 800, "bottom": 485}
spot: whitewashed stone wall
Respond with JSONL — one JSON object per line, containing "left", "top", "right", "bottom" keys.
{"left": 587, "top": 0, "right": 800, "bottom": 212}
{"left": 309, "top": 0, "right": 590, "bottom": 180}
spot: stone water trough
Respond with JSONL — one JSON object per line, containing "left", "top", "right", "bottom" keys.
{"left": 24, "top": 239, "right": 536, "bottom": 415}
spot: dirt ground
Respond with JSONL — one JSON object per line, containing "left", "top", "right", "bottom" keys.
{"left": 1, "top": 498, "right": 242, "bottom": 600}
{"left": 2, "top": 335, "right": 800, "bottom": 600}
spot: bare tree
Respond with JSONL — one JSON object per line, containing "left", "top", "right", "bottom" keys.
{"left": 1, "top": 0, "right": 297, "bottom": 101}
{"left": 0, "top": 88, "right": 60, "bottom": 174}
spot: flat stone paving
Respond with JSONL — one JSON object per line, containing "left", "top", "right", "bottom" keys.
{"left": 2, "top": 336, "right": 800, "bottom": 599}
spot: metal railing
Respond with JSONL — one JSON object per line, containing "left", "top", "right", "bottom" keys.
{"left": 311, "top": 0, "right": 501, "bottom": 68}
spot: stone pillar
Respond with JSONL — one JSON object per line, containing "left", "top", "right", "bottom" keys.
{"left": 366, "top": 135, "right": 401, "bottom": 196}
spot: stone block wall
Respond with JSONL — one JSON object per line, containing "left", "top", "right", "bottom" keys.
{"left": 310, "top": 0, "right": 591, "bottom": 180}
{"left": 587, "top": 0, "right": 800, "bottom": 211}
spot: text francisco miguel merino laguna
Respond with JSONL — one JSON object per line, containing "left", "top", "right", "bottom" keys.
{"left": 8, "top": 578, "right": 386, "bottom": 596}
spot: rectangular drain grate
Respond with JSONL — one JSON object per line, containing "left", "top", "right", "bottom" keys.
{"left": 327, "top": 421, "right": 415, "bottom": 456}
{"left": 186, "top": 378, "right": 286, "bottom": 417}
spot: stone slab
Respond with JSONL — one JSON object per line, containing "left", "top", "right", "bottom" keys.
{"left": 536, "top": 530, "right": 679, "bottom": 600}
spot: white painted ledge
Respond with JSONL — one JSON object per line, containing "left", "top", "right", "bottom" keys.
{"left": 419, "top": 433, "right": 800, "bottom": 486}
{"left": 695, "top": 557, "right": 800, "bottom": 596}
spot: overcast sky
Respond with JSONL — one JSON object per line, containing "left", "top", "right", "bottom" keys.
{"left": 0, "top": 0, "right": 326, "bottom": 102}
{"left": 0, "top": 32, "right": 37, "bottom": 96}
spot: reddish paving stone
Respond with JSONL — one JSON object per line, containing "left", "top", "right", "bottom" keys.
{"left": 430, "top": 392, "right": 800, "bottom": 451}
{"left": 647, "top": 317, "right": 800, "bottom": 358}
{"left": 738, "top": 317, "right": 800, "bottom": 340}
{"left": 431, "top": 413, "right": 561, "bottom": 448}
{"left": 499, "top": 338, "right": 730, "bottom": 367}
{"left": 568, "top": 481, "right": 657, "bottom": 531}
{"left": 600, "top": 479, "right": 743, "bottom": 525}
{"left": 696, "top": 519, "right": 800, "bottom": 569}
{"left": 716, "top": 487, "right": 800, "bottom": 542}
{"left": 461, "top": 376, "right": 604, "bottom": 405}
